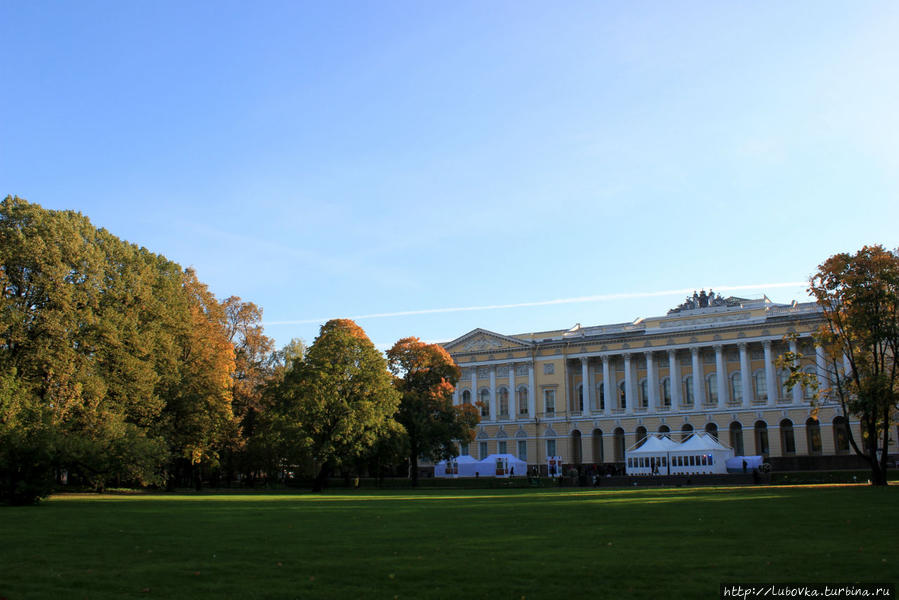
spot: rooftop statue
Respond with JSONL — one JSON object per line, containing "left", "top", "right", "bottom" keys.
{"left": 667, "top": 289, "right": 730, "bottom": 314}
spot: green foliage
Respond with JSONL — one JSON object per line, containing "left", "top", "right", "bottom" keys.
{"left": 386, "top": 337, "right": 479, "bottom": 484}
{"left": 805, "top": 245, "right": 899, "bottom": 485}
{"left": 0, "top": 196, "right": 239, "bottom": 501}
{"left": 272, "top": 319, "right": 401, "bottom": 489}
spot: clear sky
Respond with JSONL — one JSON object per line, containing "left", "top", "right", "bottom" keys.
{"left": 3, "top": 2, "right": 898, "bottom": 351}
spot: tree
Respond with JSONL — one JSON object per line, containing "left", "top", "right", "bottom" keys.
{"left": 275, "top": 319, "right": 400, "bottom": 491}
{"left": 386, "top": 337, "right": 479, "bottom": 486}
{"left": 785, "top": 245, "right": 899, "bottom": 486}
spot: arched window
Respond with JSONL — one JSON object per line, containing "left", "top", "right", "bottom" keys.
{"left": 479, "top": 389, "right": 490, "bottom": 417}
{"left": 597, "top": 384, "right": 605, "bottom": 411}
{"left": 779, "top": 369, "right": 791, "bottom": 401}
{"left": 592, "top": 429, "right": 603, "bottom": 463}
{"left": 731, "top": 373, "right": 742, "bottom": 403}
{"left": 662, "top": 378, "right": 671, "bottom": 407}
{"left": 833, "top": 416, "right": 850, "bottom": 454}
{"left": 755, "top": 420, "right": 769, "bottom": 456}
{"left": 613, "top": 428, "right": 626, "bottom": 462}
{"left": 462, "top": 390, "right": 471, "bottom": 405}
{"left": 640, "top": 379, "right": 648, "bottom": 408}
{"left": 803, "top": 367, "right": 816, "bottom": 399}
{"left": 683, "top": 376, "right": 694, "bottom": 406}
{"left": 806, "top": 418, "right": 822, "bottom": 455}
{"left": 780, "top": 419, "right": 796, "bottom": 455}
{"left": 705, "top": 422, "right": 718, "bottom": 440}
{"left": 658, "top": 425, "right": 670, "bottom": 439}
{"left": 730, "top": 422, "right": 745, "bottom": 456}
{"left": 618, "top": 381, "right": 626, "bottom": 409}
{"left": 753, "top": 370, "right": 767, "bottom": 402}
{"left": 681, "top": 423, "right": 693, "bottom": 442}
{"left": 707, "top": 374, "right": 718, "bottom": 404}
{"left": 635, "top": 426, "right": 647, "bottom": 448}
{"left": 517, "top": 387, "right": 529, "bottom": 415}
{"left": 570, "top": 430, "right": 582, "bottom": 465}
{"left": 498, "top": 387, "right": 509, "bottom": 417}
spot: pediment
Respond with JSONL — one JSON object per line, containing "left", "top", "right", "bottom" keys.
{"left": 443, "top": 328, "right": 533, "bottom": 353}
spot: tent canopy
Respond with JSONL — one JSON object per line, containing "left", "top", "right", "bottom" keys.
{"left": 627, "top": 435, "right": 679, "bottom": 454}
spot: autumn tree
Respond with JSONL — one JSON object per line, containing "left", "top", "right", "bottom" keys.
{"left": 787, "top": 245, "right": 899, "bottom": 486}
{"left": 274, "top": 319, "right": 400, "bottom": 491}
{"left": 387, "top": 337, "right": 479, "bottom": 486}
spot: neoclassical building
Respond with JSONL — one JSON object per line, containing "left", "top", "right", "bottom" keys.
{"left": 442, "top": 292, "right": 862, "bottom": 472}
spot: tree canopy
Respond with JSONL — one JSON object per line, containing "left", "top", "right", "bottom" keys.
{"left": 387, "top": 337, "right": 478, "bottom": 485}
{"left": 803, "top": 245, "right": 899, "bottom": 486}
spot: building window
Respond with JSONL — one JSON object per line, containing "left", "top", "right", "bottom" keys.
{"left": 658, "top": 425, "right": 670, "bottom": 439}
{"left": 683, "top": 376, "right": 694, "bottom": 406}
{"left": 613, "top": 428, "right": 625, "bottom": 462}
{"left": 730, "top": 422, "right": 744, "bottom": 456}
{"left": 635, "top": 426, "right": 647, "bottom": 447}
{"left": 833, "top": 416, "right": 850, "bottom": 454}
{"left": 705, "top": 422, "right": 718, "bottom": 440}
{"left": 592, "top": 429, "right": 603, "bottom": 463}
{"left": 543, "top": 363, "right": 554, "bottom": 375}
{"left": 640, "top": 379, "right": 648, "bottom": 408}
{"left": 754, "top": 370, "right": 767, "bottom": 401}
{"left": 681, "top": 423, "right": 693, "bottom": 442}
{"left": 755, "top": 420, "right": 769, "bottom": 455}
{"left": 803, "top": 367, "right": 816, "bottom": 399}
{"left": 706, "top": 374, "right": 718, "bottom": 404}
{"left": 498, "top": 387, "right": 509, "bottom": 417}
{"left": 576, "top": 385, "right": 584, "bottom": 412}
{"left": 462, "top": 390, "right": 471, "bottom": 405}
{"left": 544, "top": 389, "right": 555, "bottom": 415}
{"left": 731, "top": 373, "right": 742, "bottom": 403}
{"left": 779, "top": 370, "right": 791, "bottom": 400}
{"left": 807, "top": 418, "right": 822, "bottom": 454}
{"left": 597, "top": 384, "right": 605, "bottom": 410}
{"left": 479, "top": 389, "right": 490, "bottom": 417}
{"left": 518, "top": 440, "right": 527, "bottom": 462}
{"left": 518, "top": 387, "right": 529, "bottom": 415}
{"left": 546, "top": 439, "right": 557, "bottom": 457}
{"left": 461, "top": 443, "right": 470, "bottom": 456}
{"left": 662, "top": 378, "right": 671, "bottom": 407}
{"left": 479, "top": 441, "right": 489, "bottom": 459}
{"left": 618, "top": 381, "right": 626, "bottom": 409}
{"left": 780, "top": 419, "right": 795, "bottom": 455}
{"left": 498, "top": 441, "right": 507, "bottom": 455}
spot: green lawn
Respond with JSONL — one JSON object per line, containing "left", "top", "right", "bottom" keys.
{"left": 1, "top": 485, "right": 896, "bottom": 599}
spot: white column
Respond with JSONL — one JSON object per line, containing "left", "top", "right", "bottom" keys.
{"left": 489, "top": 366, "right": 497, "bottom": 421}
{"left": 763, "top": 341, "right": 777, "bottom": 407}
{"left": 509, "top": 364, "right": 517, "bottom": 418}
{"left": 527, "top": 362, "right": 536, "bottom": 417}
{"left": 624, "top": 353, "right": 634, "bottom": 415}
{"left": 739, "top": 343, "right": 753, "bottom": 408}
{"left": 580, "top": 357, "right": 589, "bottom": 414}
{"left": 815, "top": 344, "right": 828, "bottom": 400}
{"left": 668, "top": 350, "right": 682, "bottom": 410}
{"left": 715, "top": 345, "right": 727, "bottom": 408}
{"left": 645, "top": 351, "right": 658, "bottom": 412}
{"left": 602, "top": 356, "right": 612, "bottom": 416}
{"left": 789, "top": 339, "right": 803, "bottom": 404}
{"left": 691, "top": 347, "right": 705, "bottom": 407}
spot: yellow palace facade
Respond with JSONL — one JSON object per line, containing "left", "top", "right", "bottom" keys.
{"left": 442, "top": 292, "right": 861, "bottom": 472}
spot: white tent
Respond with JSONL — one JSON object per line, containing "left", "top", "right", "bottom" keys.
{"left": 625, "top": 432, "right": 734, "bottom": 475}
{"left": 726, "top": 455, "right": 764, "bottom": 473}
{"left": 478, "top": 454, "right": 528, "bottom": 478}
{"left": 668, "top": 433, "right": 733, "bottom": 475}
{"left": 435, "top": 455, "right": 481, "bottom": 478}
{"left": 625, "top": 435, "right": 679, "bottom": 476}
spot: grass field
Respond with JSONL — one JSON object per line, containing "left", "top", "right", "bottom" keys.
{"left": 1, "top": 485, "right": 896, "bottom": 599}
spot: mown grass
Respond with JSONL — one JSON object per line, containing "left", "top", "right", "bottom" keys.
{"left": 1, "top": 485, "right": 896, "bottom": 599}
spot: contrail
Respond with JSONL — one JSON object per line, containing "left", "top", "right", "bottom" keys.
{"left": 263, "top": 282, "right": 807, "bottom": 326}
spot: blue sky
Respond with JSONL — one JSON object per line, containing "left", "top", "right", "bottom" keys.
{"left": 3, "top": 2, "right": 898, "bottom": 350}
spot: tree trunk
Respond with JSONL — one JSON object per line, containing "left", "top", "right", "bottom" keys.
{"left": 312, "top": 461, "right": 330, "bottom": 492}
